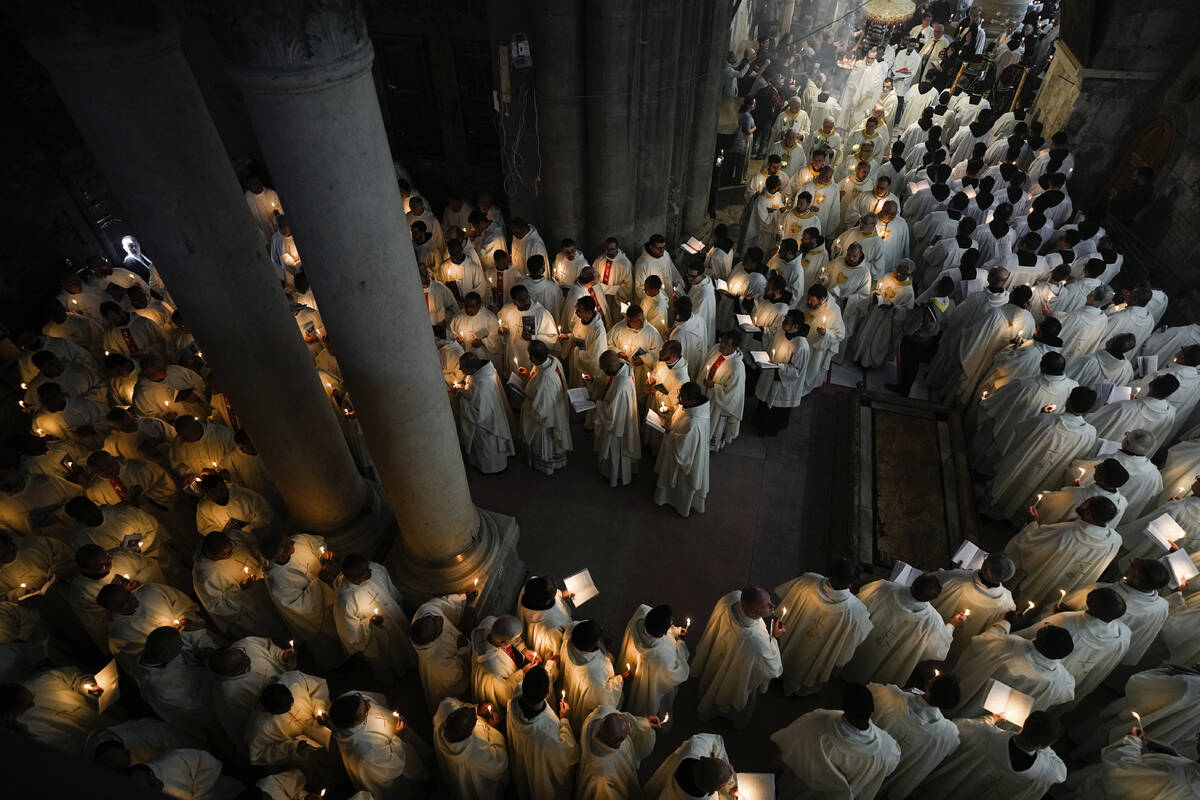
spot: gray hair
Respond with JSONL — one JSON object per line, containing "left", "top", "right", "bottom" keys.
{"left": 1122, "top": 429, "right": 1156, "bottom": 456}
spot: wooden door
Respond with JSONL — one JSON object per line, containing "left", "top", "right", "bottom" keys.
{"left": 1108, "top": 116, "right": 1175, "bottom": 196}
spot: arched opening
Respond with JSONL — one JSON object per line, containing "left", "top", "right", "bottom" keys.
{"left": 1107, "top": 115, "right": 1175, "bottom": 197}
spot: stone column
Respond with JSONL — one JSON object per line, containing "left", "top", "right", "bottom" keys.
{"left": 24, "top": 14, "right": 385, "bottom": 551}
{"left": 533, "top": 0, "right": 586, "bottom": 246}
{"left": 633, "top": 0, "right": 683, "bottom": 245}
{"left": 683, "top": 0, "right": 732, "bottom": 235}
{"left": 226, "top": 0, "right": 522, "bottom": 610}
{"left": 585, "top": 0, "right": 638, "bottom": 251}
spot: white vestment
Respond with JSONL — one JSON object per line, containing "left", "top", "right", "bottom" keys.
{"left": 1018, "top": 610, "right": 1131, "bottom": 701}
{"left": 691, "top": 591, "right": 782, "bottom": 722}
{"left": 106, "top": 582, "right": 200, "bottom": 671}
{"left": 14, "top": 667, "right": 104, "bottom": 753}
{"left": 842, "top": 580, "right": 954, "bottom": 685}
{"left": 192, "top": 535, "right": 287, "bottom": 640}
{"left": 576, "top": 706, "right": 656, "bottom": 800}
{"left": 592, "top": 364, "right": 641, "bottom": 486}
{"left": 644, "top": 733, "right": 737, "bottom": 800}
{"left": 1088, "top": 397, "right": 1176, "bottom": 452}
{"left": 432, "top": 697, "right": 509, "bottom": 800}
{"left": 915, "top": 719, "right": 1067, "bottom": 800}
{"left": 952, "top": 621, "right": 1075, "bottom": 716}
{"left": 870, "top": 682, "right": 960, "bottom": 799}
{"left": 244, "top": 670, "right": 331, "bottom": 768}
{"left": 210, "top": 635, "right": 290, "bottom": 747}
{"left": 470, "top": 616, "right": 529, "bottom": 708}
{"left": 1063, "top": 580, "right": 1167, "bottom": 664}
{"left": 411, "top": 594, "right": 469, "bottom": 712}
{"left": 617, "top": 604, "right": 690, "bottom": 717}
{"left": 521, "top": 356, "right": 573, "bottom": 475}
{"left": 773, "top": 573, "right": 872, "bottom": 695}
{"left": 332, "top": 691, "right": 429, "bottom": 795}
{"left": 929, "top": 568, "right": 1016, "bottom": 663}
{"left": 505, "top": 691, "right": 579, "bottom": 800}
{"left": 1005, "top": 518, "right": 1121, "bottom": 608}
{"left": 143, "top": 748, "right": 227, "bottom": 800}
{"left": 265, "top": 533, "right": 342, "bottom": 669}
{"left": 457, "top": 363, "right": 515, "bottom": 474}
{"left": 654, "top": 403, "right": 712, "bottom": 517}
{"left": 987, "top": 413, "right": 1097, "bottom": 518}
{"left": 771, "top": 709, "right": 901, "bottom": 800}
{"left": 333, "top": 563, "right": 413, "bottom": 683}
{"left": 699, "top": 347, "right": 746, "bottom": 451}
{"left": 560, "top": 622, "right": 624, "bottom": 733}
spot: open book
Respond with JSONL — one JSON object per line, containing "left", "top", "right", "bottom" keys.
{"left": 567, "top": 387, "right": 595, "bottom": 413}
{"left": 889, "top": 560, "right": 920, "bottom": 587}
{"left": 644, "top": 409, "right": 667, "bottom": 433}
{"left": 751, "top": 351, "right": 778, "bottom": 369}
{"left": 1162, "top": 548, "right": 1199, "bottom": 589}
{"left": 734, "top": 773, "right": 776, "bottom": 800}
{"left": 563, "top": 568, "right": 599, "bottom": 606}
{"left": 1144, "top": 514, "right": 1187, "bottom": 552}
{"left": 951, "top": 540, "right": 987, "bottom": 570}
{"left": 983, "top": 679, "right": 1034, "bottom": 726}
{"left": 736, "top": 313, "right": 761, "bottom": 332}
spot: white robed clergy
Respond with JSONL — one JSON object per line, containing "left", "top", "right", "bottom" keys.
{"left": 929, "top": 553, "right": 1018, "bottom": 663}
{"left": 515, "top": 575, "right": 573, "bottom": 667}
{"left": 449, "top": 294, "right": 504, "bottom": 369}
{"left": 588, "top": 354, "right": 641, "bottom": 487}
{"left": 332, "top": 555, "right": 414, "bottom": 684}
{"left": 1087, "top": 376, "right": 1180, "bottom": 448}
{"left": 498, "top": 287, "right": 559, "bottom": 375}
{"left": 773, "top": 560, "right": 872, "bottom": 696}
{"left": 1118, "top": 493, "right": 1200, "bottom": 562}
{"left": 915, "top": 714, "right": 1068, "bottom": 800}
{"left": 134, "top": 627, "right": 220, "bottom": 735}
{"left": 617, "top": 604, "right": 689, "bottom": 719}
{"left": 802, "top": 286, "right": 846, "bottom": 392}
{"left": 1061, "top": 559, "right": 1170, "bottom": 665}
{"left": 771, "top": 684, "right": 902, "bottom": 800}
{"left": 1093, "top": 665, "right": 1200, "bottom": 756}
{"left": 67, "top": 499, "right": 165, "bottom": 569}
{"left": 1157, "top": 439, "right": 1200, "bottom": 505}
{"left": 1005, "top": 496, "right": 1122, "bottom": 608}
{"left": 654, "top": 386, "right": 712, "bottom": 517}
{"left": 5, "top": 667, "right": 106, "bottom": 753}
{"left": 1071, "top": 431, "right": 1164, "bottom": 519}
{"left": 410, "top": 593, "right": 469, "bottom": 713}
{"left": 100, "top": 581, "right": 201, "bottom": 672}
{"left": 1077, "top": 733, "right": 1200, "bottom": 800}
{"left": 691, "top": 587, "right": 783, "bottom": 728}
{"left": 454, "top": 356, "right": 515, "bottom": 474}
{"left": 644, "top": 733, "right": 737, "bottom": 800}
{"left": 842, "top": 574, "right": 959, "bottom": 686}
{"left": 840, "top": 49, "right": 886, "bottom": 129}
{"left": 970, "top": 362, "right": 1080, "bottom": 467}
{"left": 951, "top": 619, "right": 1076, "bottom": 717}
{"left": 987, "top": 386, "right": 1099, "bottom": 518}
{"left": 1133, "top": 347, "right": 1200, "bottom": 442}
{"left": 432, "top": 697, "right": 509, "bottom": 800}
{"left": 699, "top": 335, "right": 746, "bottom": 451}
{"left": 742, "top": 179, "right": 787, "bottom": 254}
{"left": 683, "top": 267, "right": 717, "bottom": 349}
{"left": 207, "top": 635, "right": 291, "bottom": 748}
{"left": 559, "top": 620, "right": 624, "bottom": 734}
{"left": 633, "top": 237, "right": 685, "bottom": 304}
{"left": 576, "top": 706, "right": 658, "bottom": 800}
{"left": 1066, "top": 334, "right": 1135, "bottom": 393}
{"left": 825, "top": 244, "right": 873, "bottom": 339}
{"left": 329, "top": 690, "right": 429, "bottom": 797}
{"left": 195, "top": 480, "right": 276, "bottom": 537}
{"left": 193, "top": 530, "right": 288, "bottom": 642}
{"left": 752, "top": 313, "right": 811, "bottom": 429}
{"left": 568, "top": 297, "right": 607, "bottom": 386}
{"left": 244, "top": 670, "right": 332, "bottom": 769}
{"left": 133, "top": 748, "right": 232, "bottom": 800}
{"left": 470, "top": 615, "right": 533, "bottom": 708}
{"left": 852, "top": 261, "right": 916, "bottom": 368}
{"left": 69, "top": 545, "right": 163, "bottom": 649}
{"left": 521, "top": 345, "right": 572, "bottom": 475}
{"left": 261, "top": 532, "right": 342, "bottom": 670}
{"left": 870, "top": 677, "right": 962, "bottom": 799}
{"left": 1017, "top": 587, "right": 1132, "bottom": 704}
{"left": 506, "top": 666, "right": 579, "bottom": 800}
{"left": 608, "top": 306, "right": 663, "bottom": 409}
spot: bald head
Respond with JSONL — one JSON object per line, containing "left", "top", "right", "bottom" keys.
{"left": 739, "top": 586, "right": 773, "bottom": 619}
{"left": 597, "top": 711, "right": 632, "bottom": 747}
{"left": 442, "top": 705, "right": 477, "bottom": 743}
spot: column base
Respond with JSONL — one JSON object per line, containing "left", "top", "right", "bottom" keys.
{"left": 321, "top": 480, "right": 394, "bottom": 557}
{"left": 387, "top": 508, "right": 525, "bottom": 622}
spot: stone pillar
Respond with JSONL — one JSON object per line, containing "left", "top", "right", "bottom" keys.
{"left": 585, "top": 0, "right": 637, "bottom": 251}
{"left": 683, "top": 0, "right": 731, "bottom": 236}
{"left": 226, "top": 0, "right": 522, "bottom": 610}
{"left": 533, "top": 0, "right": 586, "bottom": 246}
{"left": 633, "top": 0, "right": 683, "bottom": 246}
{"left": 24, "top": 15, "right": 384, "bottom": 551}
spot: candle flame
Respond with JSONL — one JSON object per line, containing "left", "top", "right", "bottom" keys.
{"left": 662, "top": 712, "right": 670, "bottom": 724}
{"left": 288, "top": 639, "right": 294, "bottom": 648}
{"left": 934, "top": 668, "right": 940, "bottom": 676}
{"left": 1025, "top": 600, "right": 1035, "bottom": 611}
{"left": 1059, "top": 588, "right": 1067, "bottom": 600}
{"left": 962, "top": 608, "right": 971, "bottom": 617}
{"left": 1132, "top": 710, "right": 1142, "bottom": 724}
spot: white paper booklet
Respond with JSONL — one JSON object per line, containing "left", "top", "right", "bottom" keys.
{"left": 563, "top": 568, "right": 599, "bottom": 606}
{"left": 567, "top": 387, "right": 596, "bottom": 413}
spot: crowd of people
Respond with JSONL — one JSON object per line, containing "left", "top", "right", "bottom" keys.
{"left": 3, "top": 0, "right": 1200, "bottom": 797}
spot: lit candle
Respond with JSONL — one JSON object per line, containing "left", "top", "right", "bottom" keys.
{"left": 781, "top": 606, "right": 788, "bottom": 618}
{"left": 122, "top": 574, "right": 131, "bottom": 580}
{"left": 625, "top": 662, "right": 632, "bottom": 673}
{"left": 104, "top": 349, "right": 110, "bottom": 356}
{"left": 1077, "top": 467, "right": 1086, "bottom": 479}
{"left": 19, "top": 382, "right": 26, "bottom": 390}
{"left": 485, "top": 703, "right": 493, "bottom": 715}
{"left": 83, "top": 682, "right": 94, "bottom": 691}
{"left": 1034, "top": 492, "right": 1044, "bottom": 508}
{"left": 163, "top": 401, "right": 169, "bottom": 409}
{"left": 393, "top": 710, "right": 400, "bottom": 719}
{"left": 962, "top": 608, "right": 971, "bottom": 617}
{"left": 319, "top": 546, "right": 326, "bottom": 555}
{"left": 661, "top": 712, "right": 671, "bottom": 724}
{"left": 19, "top": 583, "right": 26, "bottom": 590}
{"left": 288, "top": 639, "right": 295, "bottom": 648}
{"left": 685, "top": 617, "right": 691, "bottom": 629}
{"left": 1058, "top": 588, "right": 1067, "bottom": 602}
{"left": 1131, "top": 710, "right": 1142, "bottom": 726}
{"left": 560, "top": 690, "right": 566, "bottom": 700}
{"left": 243, "top": 566, "right": 250, "bottom": 575}
{"left": 934, "top": 668, "right": 940, "bottom": 676}
{"left": 35, "top": 428, "right": 43, "bottom": 435}
{"left": 980, "top": 390, "right": 988, "bottom": 400}
{"left": 1025, "top": 600, "right": 1035, "bottom": 612}
{"left": 172, "top": 618, "right": 181, "bottom": 627}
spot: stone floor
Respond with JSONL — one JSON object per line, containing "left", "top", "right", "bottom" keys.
{"left": 462, "top": 373, "right": 868, "bottom": 778}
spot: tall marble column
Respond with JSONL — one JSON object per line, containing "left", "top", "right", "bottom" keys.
{"left": 225, "top": 0, "right": 522, "bottom": 610}
{"left": 24, "top": 13, "right": 387, "bottom": 552}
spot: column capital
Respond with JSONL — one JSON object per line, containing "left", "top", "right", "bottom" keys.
{"left": 20, "top": 4, "right": 178, "bottom": 72}
{"left": 220, "top": 0, "right": 373, "bottom": 92}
